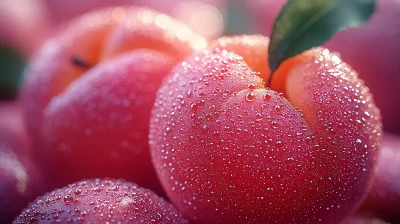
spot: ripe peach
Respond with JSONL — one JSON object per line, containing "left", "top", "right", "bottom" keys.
{"left": 21, "top": 7, "right": 207, "bottom": 192}
{"left": 0, "top": 143, "right": 44, "bottom": 223}
{"left": 0, "top": 103, "right": 44, "bottom": 223}
{"left": 149, "top": 35, "right": 382, "bottom": 223}
{"left": 360, "top": 133, "right": 400, "bottom": 223}
{"left": 13, "top": 179, "right": 188, "bottom": 223}
{"left": 246, "top": 0, "right": 400, "bottom": 134}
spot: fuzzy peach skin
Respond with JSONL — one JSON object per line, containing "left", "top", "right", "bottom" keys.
{"left": 149, "top": 35, "right": 382, "bottom": 223}
{"left": 360, "top": 133, "right": 400, "bottom": 223}
{"left": 20, "top": 6, "right": 207, "bottom": 192}
{"left": 0, "top": 0, "right": 49, "bottom": 56}
{"left": 245, "top": 0, "right": 400, "bottom": 134}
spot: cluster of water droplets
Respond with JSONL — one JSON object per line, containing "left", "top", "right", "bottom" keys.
{"left": 149, "top": 45, "right": 382, "bottom": 223}
{"left": 13, "top": 179, "right": 188, "bottom": 224}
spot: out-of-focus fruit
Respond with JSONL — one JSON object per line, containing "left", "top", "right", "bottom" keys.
{"left": 13, "top": 179, "right": 189, "bottom": 223}
{"left": 42, "top": 0, "right": 225, "bottom": 38}
{"left": 42, "top": 50, "right": 175, "bottom": 193}
{"left": 149, "top": 35, "right": 382, "bottom": 223}
{"left": 0, "top": 144, "right": 44, "bottom": 224}
{"left": 341, "top": 216, "right": 389, "bottom": 224}
{"left": 0, "top": 103, "right": 44, "bottom": 223}
{"left": 246, "top": 0, "right": 400, "bottom": 134}
{"left": 21, "top": 6, "right": 207, "bottom": 192}
{"left": 0, "top": 0, "right": 49, "bottom": 56}
{"left": 0, "top": 102, "right": 30, "bottom": 153}
{"left": 360, "top": 133, "right": 400, "bottom": 223}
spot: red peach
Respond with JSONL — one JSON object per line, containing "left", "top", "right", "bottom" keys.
{"left": 13, "top": 179, "right": 188, "bottom": 223}
{"left": 21, "top": 6, "right": 207, "bottom": 192}
{"left": 360, "top": 132, "right": 400, "bottom": 223}
{"left": 0, "top": 121, "right": 44, "bottom": 223}
{"left": 42, "top": 50, "right": 175, "bottom": 193}
{"left": 149, "top": 35, "right": 382, "bottom": 223}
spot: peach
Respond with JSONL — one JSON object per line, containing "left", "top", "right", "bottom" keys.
{"left": 21, "top": 6, "right": 207, "bottom": 192}
{"left": 0, "top": 144, "right": 44, "bottom": 223}
{"left": 0, "top": 103, "right": 44, "bottom": 223}
{"left": 13, "top": 179, "right": 188, "bottom": 223}
{"left": 149, "top": 35, "right": 382, "bottom": 223}
{"left": 360, "top": 132, "right": 400, "bottom": 223}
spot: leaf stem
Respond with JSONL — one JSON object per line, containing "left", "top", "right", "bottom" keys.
{"left": 72, "top": 56, "right": 91, "bottom": 69}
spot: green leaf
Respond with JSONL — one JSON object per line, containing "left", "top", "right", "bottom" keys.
{"left": 268, "top": 0, "right": 376, "bottom": 74}
{"left": 0, "top": 45, "right": 27, "bottom": 100}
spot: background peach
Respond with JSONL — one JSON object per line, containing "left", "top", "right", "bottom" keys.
{"left": 0, "top": 102, "right": 44, "bottom": 223}
{"left": 0, "top": 102, "right": 31, "bottom": 155}
{"left": 41, "top": 0, "right": 226, "bottom": 39}
{"left": 21, "top": 7, "right": 207, "bottom": 193}
{"left": 360, "top": 133, "right": 400, "bottom": 223}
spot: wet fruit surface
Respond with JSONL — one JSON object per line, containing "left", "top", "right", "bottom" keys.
{"left": 13, "top": 178, "right": 189, "bottom": 223}
{"left": 5, "top": 2, "right": 391, "bottom": 223}
{"left": 149, "top": 36, "right": 382, "bottom": 223}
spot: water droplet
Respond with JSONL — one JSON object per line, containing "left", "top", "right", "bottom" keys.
{"left": 275, "top": 105, "right": 282, "bottom": 114}
{"left": 64, "top": 195, "right": 74, "bottom": 204}
{"left": 271, "top": 121, "right": 279, "bottom": 129}
{"left": 197, "top": 100, "right": 205, "bottom": 108}
{"left": 246, "top": 92, "right": 256, "bottom": 102}
{"left": 255, "top": 113, "right": 263, "bottom": 122}
{"left": 263, "top": 93, "right": 272, "bottom": 100}
{"left": 248, "top": 84, "right": 256, "bottom": 90}
{"left": 223, "top": 90, "right": 230, "bottom": 96}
